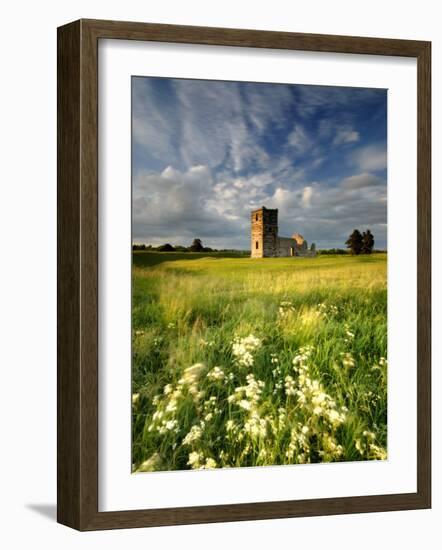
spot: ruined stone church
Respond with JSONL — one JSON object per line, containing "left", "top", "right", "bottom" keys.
{"left": 251, "top": 207, "right": 316, "bottom": 258}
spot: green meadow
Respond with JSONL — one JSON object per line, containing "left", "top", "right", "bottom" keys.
{"left": 132, "top": 252, "right": 387, "bottom": 472}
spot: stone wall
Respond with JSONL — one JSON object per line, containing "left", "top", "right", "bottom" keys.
{"left": 276, "top": 236, "right": 297, "bottom": 257}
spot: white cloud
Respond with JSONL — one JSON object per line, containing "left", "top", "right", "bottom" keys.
{"left": 133, "top": 164, "right": 387, "bottom": 249}
{"left": 133, "top": 78, "right": 280, "bottom": 175}
{"left": 263, "top": 172, "right": 386, "bottom": 247}
{"left": 318, "top": 119, "right": 359, "bottom": 146}
{"left": 133, "top": 164, "right": 256, "bottom": 247}
{"left": 353, "top": 144, "right": 387, "bottom": 172}
{"left": 341, "top": 173, "right": 384, "bottom": 190}
{"left": 333, "top": 128, "right": 360, "bottom": 145}
{"left": 271, "top": 187, "right": 299, "bottom": 210}
{"left": 302, "top": 186, "right": 314, "bottom": 207}
{"left": 131, "top": 78, "right": 387, "bottom": 248}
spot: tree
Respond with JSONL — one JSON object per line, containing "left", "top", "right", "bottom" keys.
{"left": 361, "top": 230, "right": 375, "bottom": 254}
{"left": 345, "top": 229, "right": 363, "bottom": 255}
{"left": 157, "top": 243, "right": 175, "bottom": 252}
{"left": 189, "top": 238, "right": 204, "bottom": 252}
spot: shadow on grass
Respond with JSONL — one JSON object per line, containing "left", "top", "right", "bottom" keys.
{"left": 133, "top": 251, "right": 248, "bottom": 268}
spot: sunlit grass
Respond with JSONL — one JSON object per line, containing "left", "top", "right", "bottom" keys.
{"left": 132, "top": 252, "right": 387, "bottom": 472}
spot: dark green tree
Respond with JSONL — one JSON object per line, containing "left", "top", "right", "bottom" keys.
{"left": 189, "top": 238, "right": 204, "bottom": 252}
{"left": 345, "top": 229, "right": 363, "bottom": 255}
{"left": 157, "top": 243, "right": 175, "bottom": 252}
{"left": 361, "top": 230, "right": 375, "bottom": 254}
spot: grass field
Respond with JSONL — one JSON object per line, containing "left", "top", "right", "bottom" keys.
{"left": 132, "top": 251, "right": 387, "bottom": 472}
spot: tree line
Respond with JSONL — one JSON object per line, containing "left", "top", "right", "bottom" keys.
{"left": 133, "top": 234, "right": 379, "bottom": 255}
{"left": 345, "top": 229, "right": 375, "bottom": 255}
{"left": 133, "top": 239, "right": 219, "bottom": 253}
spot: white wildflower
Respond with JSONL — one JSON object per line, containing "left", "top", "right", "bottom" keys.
{"left": 182, "top": 425, "right": 203, "bottom": 445}
{"left": 152, "top": 394, "right": 160, "bottom": 406}
{"left": 239, "top": 399, "right": 251, "bottom": 411}
{"left": 187, "top": 451, "right": 203, "bottom": 469}
{"left": 207, "top": 366, "right": 225, "bottom": 381}
{"left": 203, "top": 458, "right": 217, "bottom": 469}
{"left": 232, "top": 335, "right": 261, "bottom": 367}
{"left": 284, "top": 375, "right": 296, "bottom": 396}
{"left": 179, "top": 363, "right": 206, "bottom": 385}
{"left": 132, "top": 393, "right": 140, "bottom": 404}
{"left": 136, "top": 453, "right": 161, "bottom": 472}
{"left": 165, "top": 400, "right": 178, "bottom": 413}
{"left": 165, "top": 420, "right": 177, "bottom": 431}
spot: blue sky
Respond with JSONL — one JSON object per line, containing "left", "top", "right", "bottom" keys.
{"left": 132, "top": 77, "right": 387, "bottom": 249}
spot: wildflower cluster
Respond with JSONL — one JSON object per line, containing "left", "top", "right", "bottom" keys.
{"left": 187, "top": 452, "right": 217, "bottom": 469}
{"left": 231, "top": 334, "right": 261, "bottom": 367}
{"left": 344, "top": 323, "right": 355, "bottom": 344}
{"left": 355, "top": 430, "right": 387, "bottom": 460}
{"left": 285, "top": 346, "right": 347, "bottom": 463}
{"left": 141, "top": 361, "right": 225, "bottom": 470}
{"left": 146, "top": 363, "right": 206, "bottom": 437}
{"left": 182, "top": 424, "right": 203, "bottom": 445}
{"left": 271, "top": 362, "right": 283, "bottom": 394}
{"left": 206, "top": 366, "right": 225, "bottom": 381}
{"left": 136, "top": 452, "right": 162, "bottom": 472}
{"left": 227, "top": 374, "right": 269, "bottom": 443}
{"left": 133, "top": 298, "right": 387, "bottom": 472}
{"left": 228, "top": 374, "right": 264, "bottom": 408}
{"left": 317, "top": 302, "right": 339, "bottom": 319}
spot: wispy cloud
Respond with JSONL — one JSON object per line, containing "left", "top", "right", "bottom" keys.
{"left": 132, "top": 77, "right": 387, "bottom": 249}
{"left": 288, "top": 124, "right": 312, "bottom": 154}
{"left": 333, "top": 127, "right": 360, "bottom": 146}
{"left": 352, "top": 144, "right": 387, "bottom": 172}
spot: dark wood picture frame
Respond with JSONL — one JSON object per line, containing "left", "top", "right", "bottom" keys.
{"left": 57, "top": 18, "right": 431, "bottom": 531}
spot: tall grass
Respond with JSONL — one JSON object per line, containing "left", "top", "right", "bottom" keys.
{"left": 132, "top": 252, "right": 387, "bottom": 472}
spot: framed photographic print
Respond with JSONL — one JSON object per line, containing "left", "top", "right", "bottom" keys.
{"left": 57, "top": 19, "right": 431, "bottom": 530}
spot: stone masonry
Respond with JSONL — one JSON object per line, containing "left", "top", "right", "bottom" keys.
{"left": 251, "top": 206, "right": 316, "bottom": 258}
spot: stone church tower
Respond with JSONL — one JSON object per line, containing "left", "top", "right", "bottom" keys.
{"left": 251, "top": 207, "right": 278, "bottom": 258}
{"left": 250, "top": 206, "right": 316, "bottom": 258}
